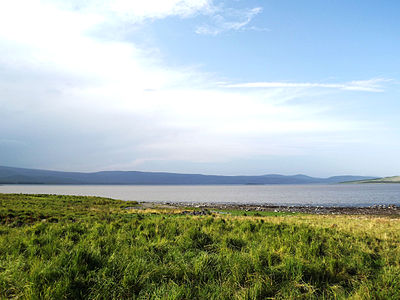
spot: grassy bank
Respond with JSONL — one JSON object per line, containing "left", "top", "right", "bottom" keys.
{"left": 1, "top": 194, "right": 400, "bottom": 299}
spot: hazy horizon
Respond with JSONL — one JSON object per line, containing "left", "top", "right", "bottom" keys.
{"left": 0, "top": 164, "right": 379, "bottom": 179}
{"left": 1, "top": 1, "right": 399, "bottom": 177}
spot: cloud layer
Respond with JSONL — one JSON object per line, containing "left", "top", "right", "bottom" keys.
{"left": 0, "top": 0, "right": 395, "bottom": 175}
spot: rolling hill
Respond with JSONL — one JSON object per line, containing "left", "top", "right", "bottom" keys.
{"left": 0, "top": 165, "right": 375, "bottom": 185}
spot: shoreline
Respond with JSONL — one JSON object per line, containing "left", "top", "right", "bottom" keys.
{"left": 141, "top": 202, "right": 400, "bottom": 216}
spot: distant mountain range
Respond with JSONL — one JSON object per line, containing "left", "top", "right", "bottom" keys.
{"left": 0, "top": 166, "right": 375, "bottom": 185}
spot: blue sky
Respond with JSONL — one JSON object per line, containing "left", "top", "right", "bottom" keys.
{"left": 0, "top": 0, "right": 399, "bottom": 177}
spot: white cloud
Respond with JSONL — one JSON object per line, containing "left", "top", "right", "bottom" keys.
{"left": 0, "top": 0, "right": 388, "bottom": 173}
{"left": 195, "top": 7, "right": 264, "bottom": 35}
{"left": 47, "top": 0, "right": 215, "bottom": 22}
{"left": 222, "top": 78, "right": 391, "bottom": 92}
{"left": 109, "top": 0, "right": 214, "bottom": 20}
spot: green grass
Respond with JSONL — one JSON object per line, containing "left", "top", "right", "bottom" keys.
{"left": 343, "top": 175, "right": 400, "bottom": 184}
{"left": 1, "top": 194, "right": 400, "bottom": 299}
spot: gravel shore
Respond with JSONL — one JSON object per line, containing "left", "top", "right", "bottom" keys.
{"left": 148, "top": 202, "right": 400, "bottom": 216}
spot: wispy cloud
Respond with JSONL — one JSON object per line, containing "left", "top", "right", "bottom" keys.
{"left": 195, "top": 7, "right": 264, "bottom": 35}
{"left": 222, "top": 78, "right": 391, "bottom": 92}
{"left": 50, "top": 0, "right": 264, "bottom": 35}
{"left": 48, "top": 0, "right": 265, "bottom": 36}
{"left": 51, "top": 0, "right": 215, "bottom": 22}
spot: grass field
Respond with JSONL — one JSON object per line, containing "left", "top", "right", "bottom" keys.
{"left": 1, "top": 194, "right": 400, "bottom": 299}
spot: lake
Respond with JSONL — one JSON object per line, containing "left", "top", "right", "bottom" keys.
{"left": 1, "top": 184, "right": 400, "bottom": 207}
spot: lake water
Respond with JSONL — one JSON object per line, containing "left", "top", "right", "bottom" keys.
{"left": 1, "top": 184, "right": 400, "bottom": 207}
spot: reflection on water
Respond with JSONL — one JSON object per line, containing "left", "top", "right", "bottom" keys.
{"left": 1, "top": 184, "right": 400, "bottom": 207}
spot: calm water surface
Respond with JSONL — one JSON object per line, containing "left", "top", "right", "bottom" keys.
{"left": 1, "top": 184, "right": 400, "bottom": 207}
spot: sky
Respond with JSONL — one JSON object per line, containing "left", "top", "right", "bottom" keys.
{"left": 1, "top": 0, "right": 400, "bottom": 177}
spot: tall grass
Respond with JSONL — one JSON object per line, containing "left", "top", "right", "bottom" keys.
{"left": 0, "top": 194, "right": 399, "bottom": 299}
